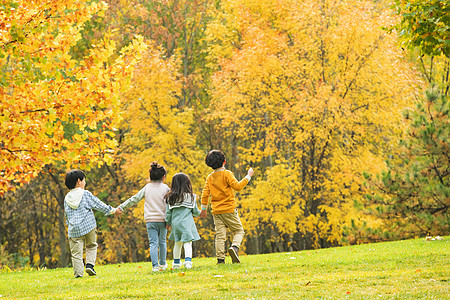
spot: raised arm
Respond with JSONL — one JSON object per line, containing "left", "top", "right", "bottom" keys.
{"left": 226, "top": 169, "right": 252, "bottom": 192}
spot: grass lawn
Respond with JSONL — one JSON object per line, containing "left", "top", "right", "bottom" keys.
{"left": 0, "top": 237, "right": 448, "bottom": 299}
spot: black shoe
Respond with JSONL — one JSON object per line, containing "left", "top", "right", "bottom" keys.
{"left": 228, "top": 246, "right": 240, "bottom": 263}
{"left": 75, "top": 275, "right": 83, "bottom": 278}
{"left": 85, "top": 263, "right": 97, "bottom": 276}
{"left": 217, "top": 258, "right": 225, "bottom": 264}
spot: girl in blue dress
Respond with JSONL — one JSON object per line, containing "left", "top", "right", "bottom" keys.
{"left": 165, "top": 173, "right": 201, "bottom": 269}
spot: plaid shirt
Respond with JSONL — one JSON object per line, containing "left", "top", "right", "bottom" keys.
{"left": 64, "top": 190, "right": 113, "bottom": 238}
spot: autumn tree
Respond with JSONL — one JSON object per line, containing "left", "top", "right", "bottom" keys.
{"left": 68, "top": 0, "right": 218, "bottom": 258}
{"left": 0, "top": 0, "right": 147, "bottom": 268}
{"left": 118, "top": 45, "right": 206, "bottom": 184}
{"left": 204, "top": 0, "right": 420, "bottom": 251}
{"left": 81, "top": 0, "right": 214, "bottom": 110}
{"left": 109, "top": 43, "right": 213, "bottom": 259}
{"left": 132, "top": 0, "right": 213, "bottom": 108}
{"left": 0, "top": 0, "right": 146, "bottom": 194}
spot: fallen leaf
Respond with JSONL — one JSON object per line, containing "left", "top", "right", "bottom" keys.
{"left": 346, "top": 291, "right": 351, "bottom": 295}
{"left": 178, "top": 272, "right": 185, "bottom": 277}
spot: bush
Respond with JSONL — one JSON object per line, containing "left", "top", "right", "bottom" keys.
{"left": 0, "top": 244, "right": 30, "bottom": 272}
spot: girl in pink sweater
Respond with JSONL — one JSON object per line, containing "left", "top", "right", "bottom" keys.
{"left": 118, "top": 162, "right": 170, "bottom": 272}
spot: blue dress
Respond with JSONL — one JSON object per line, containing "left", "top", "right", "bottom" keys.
{"left": 165, "top": 194, "right": 201, "bottom": 242}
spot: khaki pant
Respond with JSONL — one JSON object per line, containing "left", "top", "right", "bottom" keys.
{"left": 213, "top": 210, "right": 245, "bottom": 260}
{"left": 68, "top": 228, "right": 97, "bottom": 277}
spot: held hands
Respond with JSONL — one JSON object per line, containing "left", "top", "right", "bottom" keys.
{"left": 247, "top": 167, "right": 254, "bottom": 177}
{"left": 114, "top": 207, "right": 123, "bottom": 216}
{"left": 199, "top": 210, "right": 207, "bottom": 218}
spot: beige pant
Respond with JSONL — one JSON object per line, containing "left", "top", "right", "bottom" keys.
{"left": 68, "top": 228, "right": 97, "bottom": 277}
{"left": 213, "top": 210, "right": 245, "bottom": 260}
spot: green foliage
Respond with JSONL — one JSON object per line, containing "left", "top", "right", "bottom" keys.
{"left": 0, "top": 238, "right": 448, "bottom": 298}
{"left": 370, "top": 87, "right": 449, "bottom": 237}
{"left": 393, "top": 0, "right": 450, "bottom": 56}
{"left": 0, "top": 244, "right": 14, "bottom": 269}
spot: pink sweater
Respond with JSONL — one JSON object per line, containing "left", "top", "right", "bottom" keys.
{"left": 118, "top": 182, "right": 170, "bottom": 222}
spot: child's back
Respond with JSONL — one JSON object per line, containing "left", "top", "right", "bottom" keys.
{"left": 165, "top": 173, "right": 201, "bottom": 269}
{"left": 117, "top": 162, "right": 169, "bottom": 272}
{"left": 65, "top": 189, "right": 114, "bottom": 238}
{"left": 200, "top": 150, "right": 253, "bottom": 264}
{"left": 141, "top": 182, "right": 170, "bottom": 222}
{"left": 202, "top": 168, "right": 250, "bottom": 215}
{"left": 64, "top": 169, "right": 117, "bottom": 277}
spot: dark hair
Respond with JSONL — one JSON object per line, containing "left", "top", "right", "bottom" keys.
{"left": 65, "top": 169, "right": 85, "bottom": 189}
{"left": 149, "top": 161, "right": 166, "bottom": 181}
{"left": 205, "top": 150, "right": 226, "bottom": 169}
{"left": 164, "top": 173, "right": 193, "bottom": 206}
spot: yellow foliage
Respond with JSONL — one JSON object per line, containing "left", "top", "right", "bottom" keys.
{"left": 118, "top": 43, "right": 207, "bottom": 189}
{"left": 206, "top": 0, "right": 421, "bottom": 249}
{"left": 0, "top": 0, "right": 146, "bottom": 194}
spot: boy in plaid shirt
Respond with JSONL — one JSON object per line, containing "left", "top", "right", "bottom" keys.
{"left": 64, "top": 169, "right": 118, "bottom": 278}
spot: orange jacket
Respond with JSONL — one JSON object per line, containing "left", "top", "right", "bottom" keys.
{"left": 201, "top": 168, "right": 250, "bottom": 215}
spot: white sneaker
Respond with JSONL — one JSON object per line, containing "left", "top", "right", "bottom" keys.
{"left": 159, "top": 263, "right": 168, "bottom": 271}
{"left": 183, "top": 261, "right": 193, "bottom": 269}
{"left": 152, "top": 267, "right": 160, "bottom": 272}
{"left": 172, "top": 262, "right": 181, "bottom": 269}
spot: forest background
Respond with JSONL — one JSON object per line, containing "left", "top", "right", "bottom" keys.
{"left": 0, "top": 0, "right": 448, "bottom": 270}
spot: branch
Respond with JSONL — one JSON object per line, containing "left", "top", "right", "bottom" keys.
{"left": 45, "top": 166, "right": 66, "bottom": 209}
{"left": 0, "top": 103, "right": 64, "bottom": 117}
{"left": 341, "top": 35, "right": 385, "bottom": 100}
{"left": 419, "top": 56, "right": 432, "bottom": 84}
{"left": 0, "top": 146, "right": 32, "bottom": 154}
{"left": 138, "top": 101, "right": 202, "bottom": 175}
{"left": 0, "top": 5, "right": 53, "bottom": 47}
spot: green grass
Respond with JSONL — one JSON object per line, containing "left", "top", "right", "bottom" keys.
{"left": 0, "top": 237, "right": 448, "bottom": 299}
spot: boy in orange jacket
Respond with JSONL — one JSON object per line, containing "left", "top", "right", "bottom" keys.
{"left": 200, "top": 150, "right": 254, "bottom": 264}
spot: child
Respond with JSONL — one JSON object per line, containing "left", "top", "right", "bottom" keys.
{"left": 164, "top": 173, "right": 201, "bottom": 269}
{"left": 118, "top": 162, "right": 170, "bottom": 272}
{"left": 64, "top": 169, "right": 117, "bottom": 278}
{"left": 199, "top": 150, "right": 254, "bottom": 264}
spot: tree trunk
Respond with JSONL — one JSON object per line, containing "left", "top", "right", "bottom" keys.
{"left": 58, "top": 206, "right": 70, "bottom": 267}
{"left": 46, "top": 167, "right": 70, "bottom": 267}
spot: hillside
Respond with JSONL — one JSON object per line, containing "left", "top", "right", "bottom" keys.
{"left": 0, "top": 237, "right": 448, "bottom": 299}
